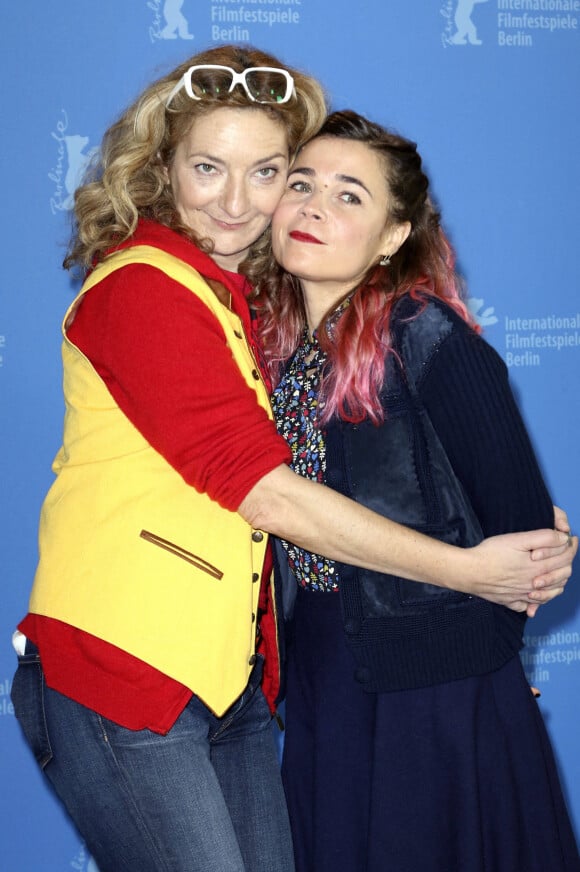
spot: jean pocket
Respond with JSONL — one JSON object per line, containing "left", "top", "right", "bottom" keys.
{"left": 11, "top": 649, "right": 53, "bottom": 769}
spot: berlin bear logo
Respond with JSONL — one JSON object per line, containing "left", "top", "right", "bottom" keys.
{"left": 159, "top": 0, "right": 194, "bottom": 40}
{"left": 450, "top": 0, "right": 489, "bottom": 46}
{"left": 467, "top": 297, "right": 499, "bottom": 328}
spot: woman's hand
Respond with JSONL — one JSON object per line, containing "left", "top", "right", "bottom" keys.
{"left": 464, "top": 528, "right": 577, "bottom": 617}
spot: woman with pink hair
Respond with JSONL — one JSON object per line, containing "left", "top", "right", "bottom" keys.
{"left": 256, "top": 109, "right": 580, "bottom": 872}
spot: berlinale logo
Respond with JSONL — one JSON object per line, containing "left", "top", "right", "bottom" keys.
{"left": 467, "top": 297, "right": 499, "bottom": 328}
{"left": 441, "top": 0, "right": 489, "bottom": 47}
{"left": 48, "top": 110, "right": 98, "bottom": 215}
{"left": 148, "top": 0, "right": 194, "bottom": 42}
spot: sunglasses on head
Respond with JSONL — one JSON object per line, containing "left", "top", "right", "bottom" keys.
{"left": 165, "top": 64, "right": 295, "bottom": 108}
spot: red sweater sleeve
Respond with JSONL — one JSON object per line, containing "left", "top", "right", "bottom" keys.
{"left": 67, "top": 263, "right": 291, "bottom": 510}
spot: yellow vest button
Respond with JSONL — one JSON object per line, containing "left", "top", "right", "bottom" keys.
{"left": 251, "top": 531, "right": 264, "bottom": 543}
{"left": 249, "top": 654, "right": 257, "bottom": 666}
{"left": 252, "top": 572, "right": 260, "bottom": 583}
{"left": 234, "top": 329, "right": 243, "bottom": 338}
{"left": 251, "top": 369, "right": 260, "bottom": 380}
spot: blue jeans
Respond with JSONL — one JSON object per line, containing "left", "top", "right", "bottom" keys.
{"left": 11, "top": 644, "right": 294, "bottom": 872}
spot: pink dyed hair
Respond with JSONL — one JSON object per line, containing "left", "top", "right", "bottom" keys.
{"left": 254, "top": 110, "right": 479, "bottom": 424}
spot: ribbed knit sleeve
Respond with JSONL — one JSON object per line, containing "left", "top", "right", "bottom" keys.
{"left": 418, "top": 327, "right": 553, "bottom": 537}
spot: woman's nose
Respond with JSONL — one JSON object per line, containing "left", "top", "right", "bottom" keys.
{"left": 300, "top": 189, "right": 326, "bottom": 220}
{"left": 220, "top": 176, "right": 250, "bottom": 217}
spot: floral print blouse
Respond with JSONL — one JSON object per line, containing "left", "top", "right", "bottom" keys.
{"left": 271, "top": 326, "right": 340, "bottom": 593}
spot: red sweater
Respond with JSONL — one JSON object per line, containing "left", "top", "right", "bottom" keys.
{"left": 20, "top": 221, "right": 291, "bottom": 733}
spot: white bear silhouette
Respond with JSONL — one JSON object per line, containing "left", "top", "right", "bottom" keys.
{"left": 451, "top": 0, "right": 489, "bottom": 45}
{"left": 63, "top": 135, "right": 98, "bottom": 210}
{"left": 467, "top": 297, "right": 499, "bottom": 328}
{"left": 160, "top": 0, "right": 194, "bottom": 40}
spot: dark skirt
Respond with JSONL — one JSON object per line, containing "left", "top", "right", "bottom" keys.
{"left": 282, "top": 586, "right": 580, "bottom": 872}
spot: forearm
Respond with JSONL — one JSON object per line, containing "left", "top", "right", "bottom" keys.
{"left": 239, "top": 465, "right": 574, "bottom": 609}
{"left": 242, "top": 465, "right": 500, "bottom": 589}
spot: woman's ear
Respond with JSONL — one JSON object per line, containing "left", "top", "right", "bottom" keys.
{"left": 382, "top": 220, "right": 411, "bottom": 258}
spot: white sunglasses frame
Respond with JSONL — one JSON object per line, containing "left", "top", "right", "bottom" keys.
{"left": 165, "top": 64, "right": 295, "bottom": 108}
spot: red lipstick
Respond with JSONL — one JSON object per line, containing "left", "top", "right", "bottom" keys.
{"left": 289, "top": 230, "right": 324, "bottom": 244}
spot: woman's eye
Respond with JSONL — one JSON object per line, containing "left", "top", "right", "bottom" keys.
{"left": 195, "top": 163, "right": 217, "bottom": 175}
{"left": 289, "top": 180, "right": 311, "bottom": 193}
{"left": 340, "top": 192, "right": 361, "bottom": 205}
{"left": 256, "top": 167, "right": 278, "bottom": 179}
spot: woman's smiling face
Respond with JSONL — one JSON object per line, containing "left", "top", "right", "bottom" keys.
{"left": 167, "top": 106, "right": 290, "bottom": 271}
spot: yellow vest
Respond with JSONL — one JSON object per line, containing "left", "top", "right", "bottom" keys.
{"left": 30, "top": 245, "right": 274, "bottom": 716}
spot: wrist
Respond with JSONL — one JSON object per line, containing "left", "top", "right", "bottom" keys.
{"left": 440, "top": 544, "right": 475, "bottom": 595}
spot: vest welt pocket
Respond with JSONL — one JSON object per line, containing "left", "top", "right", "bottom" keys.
{"left": 139, "top": 530, "right": 223, "bottom": 580}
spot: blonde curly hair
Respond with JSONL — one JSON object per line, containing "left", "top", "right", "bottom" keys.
{"left": 64, "top": 44, "right": 327, "bottom": 273}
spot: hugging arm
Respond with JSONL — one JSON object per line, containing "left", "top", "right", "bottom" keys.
{"left": 240, "top": 321, "right": 575, "bottom": 615}
{"left": 76, "top": 269, "right": 574, "bottom": 614}
{"left": 239, "top": 463, "right": 574, "bottom": 613}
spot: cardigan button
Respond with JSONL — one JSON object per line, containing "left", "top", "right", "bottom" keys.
{"left": 354, "top": 666, "right": 371, "bottom": 685}
{"left": 234, "top": 329, "right": 243, "bottom": 338}
{"left": 249, "top": 654, "right": 257, "bottom": 666}
{"left": 252, "top": 572, "right": 260, "bottom": 583}
{"left": 251, "top": 368, "right": 261, "bottom": 380}
{"left": 344, "top": 619, "right": 360, "bottom": 635}
{"left": 252, "top": 530, "right": 264, "bottom": 543}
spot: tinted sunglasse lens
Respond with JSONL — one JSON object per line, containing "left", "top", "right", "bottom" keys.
{"left": 244, "top": 71, "right": 290, "bottom": 103}
{"left": 188, "top": 68, "right": 234, "bottom": 97}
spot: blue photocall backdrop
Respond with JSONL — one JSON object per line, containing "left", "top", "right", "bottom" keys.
{"left": 1, "top": 2, "right": 579, "bottom": 868}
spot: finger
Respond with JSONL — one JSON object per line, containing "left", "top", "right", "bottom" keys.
{"left": 532, "top": 534, "right": 577, "bottom": 560}
{"left": 528, "top": 585, "right": 565, "bottom": 603}
{"left": 533, "top": 569, "right": 571, "bottom": 590}
{"left": 530, "top": 530, "right": 578, "bottom": 560}
{"left": 526, "top": 602, "right": 540, "bottom": 618}
{"left": 533, "top": 571, "right": 571, "bottom": 591}
{"left": 553, "top": 505, "right": 571, "bottom": 533}
{"left": 531, "top": 539, "right": 577, "bottom": 583}
{"left": 532, "top": 543, "right": 568, "bottom": 561}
